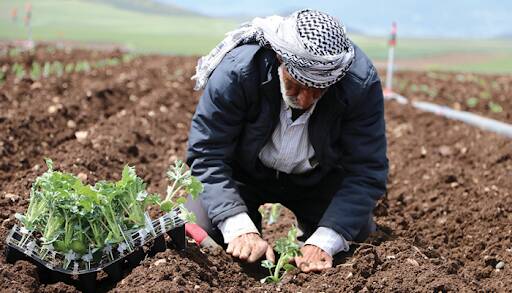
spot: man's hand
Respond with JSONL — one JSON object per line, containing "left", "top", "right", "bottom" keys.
{"left": 226, "top": 233, "right": 275, "bottom": 263}
{"left": 294, "top": 244, "right": 332, "bottom": 272}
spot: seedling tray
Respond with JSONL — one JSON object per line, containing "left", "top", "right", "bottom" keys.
{"left": 5, "top": 209, "right": 187, "bottom": 292}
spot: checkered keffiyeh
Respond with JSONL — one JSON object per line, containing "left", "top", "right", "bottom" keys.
{"left": 192, "top": 9, "right": 355, "bottom": 90}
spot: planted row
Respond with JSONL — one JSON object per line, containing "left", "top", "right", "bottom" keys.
{"left": 1, "top": 53, "right": 136, "bottom": 83}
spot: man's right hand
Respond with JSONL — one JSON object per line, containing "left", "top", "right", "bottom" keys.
{"left": 226, "top": 232, "right": 275, "bottom": 263}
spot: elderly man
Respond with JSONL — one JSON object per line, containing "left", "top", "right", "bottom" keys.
{"left": 186, "top": 9, "right": 388, "bottom": 272}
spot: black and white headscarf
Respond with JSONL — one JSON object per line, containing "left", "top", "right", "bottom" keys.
{"left": 192, "top": 9, "right": 355, "bottom": 90}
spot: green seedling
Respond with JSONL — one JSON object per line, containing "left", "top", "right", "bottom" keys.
{"left": 160, "top": 161, "right": 203, "bottom": 222}
{"left": 107, "top": 58, "right": 120, "bottom": 66}
{"left": 259, "top": 204, "right": 282, "bottom": 225}
{"left": 260, "top": 226, "right": 301, "bottom": 283}
{"left": 30, "top": 62, "right": 41, "bottom": 80}
{"left": 11, "top": 63, "right": 26, "bottom": 80}
{"left": 43, "top": 62, "right": 51, "bottom": 78}
{"left": 16, "top": 159, "right": 159, "bottom": 255}
{"left": 15, "top": 158, "right": 202, "bottom": 258}
{"left": 74, "top": 61, "right": 91, "bottom": 73}
{"left": 65, "top": 63, "right": 75, "bottom": 73}
{"left": 268, "top": 204, "right": 282, "bottom": 224}
{"left": 52, "top": 61, "right": 64, "bottom": 77}
{"left": 488, "top": 102, "right": 503, "bottom": 113}
{"left": 122, "top": 53, "right": 136, "bottom": 63}
{"left": 466, "top": 97, "right": 479, "bottom": 108}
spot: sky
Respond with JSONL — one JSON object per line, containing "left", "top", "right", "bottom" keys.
{"left": 156, "top": 0, "right": 512, "bottom": 38}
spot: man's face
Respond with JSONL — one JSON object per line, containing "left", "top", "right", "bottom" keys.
{"left": 278, "top": 64, "right": 326, "bottom": 110}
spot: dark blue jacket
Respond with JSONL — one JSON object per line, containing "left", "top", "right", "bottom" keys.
{"left": 186, "top": 43, "right": 388, "bottom": 241}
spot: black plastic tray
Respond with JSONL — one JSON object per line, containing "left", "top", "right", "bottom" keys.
{"left": 4, "top": 211, "right": 187, "bottom": 292}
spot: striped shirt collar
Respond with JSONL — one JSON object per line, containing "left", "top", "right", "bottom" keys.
{"left": 282, "top": 98, "right": 318, "bottom": 126}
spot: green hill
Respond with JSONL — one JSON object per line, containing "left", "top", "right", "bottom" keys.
{"left": 86, "top": 0, "right": 200, "bottom": 17}
{"left": 0, "top": 0, "right": 236, "bottom": 54}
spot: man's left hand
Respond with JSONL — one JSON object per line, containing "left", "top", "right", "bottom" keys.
{"left": 294, "top": 244, "right": 332, "bottom": 272}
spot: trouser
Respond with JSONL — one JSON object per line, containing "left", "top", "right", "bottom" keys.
{"left": 185, "top": 167, "right": 376, "bottom": 248}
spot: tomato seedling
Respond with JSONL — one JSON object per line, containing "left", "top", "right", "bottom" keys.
{"left": 260, "top": 226, "right": 301, "bottom": 283}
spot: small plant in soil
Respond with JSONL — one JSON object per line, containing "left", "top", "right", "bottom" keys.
{"left": 30, "top": 62, "right": 42, "bottom": 80}
{"left": 466, "top": 97, "right": 479, "bottom": 108}
{"left": 65, "top": 63, "right": 75, "bottom": 73}
{"left": 52, "top": 61, "right": 64, "bottom": 77}
{"left": 122, "top": 53, "right": 136, "bottom": 63}
{"left": 259, "top": 203, "right": 282, "bottom": 225}
{"left": 11, "top": 63, "right": 25, "bottom": 80}
{"left": 488, "top": 101, "right": 503, "bottom": 113}
{"left": 43, "top": 62, "right": 51, "bottom": 78}
{"left": 260, "top": 226, "right": 301, "bottom": 283}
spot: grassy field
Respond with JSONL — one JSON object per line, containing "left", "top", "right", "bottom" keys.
{"left": 1, "top": 0, "right": 512, "bottom": 73}
{"left": 0, "top": 0, "right": 236, "bottom": 54}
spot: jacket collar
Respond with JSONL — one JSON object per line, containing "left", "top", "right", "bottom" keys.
{"left": 258, "top": 53, "right": 347, "bottom": 168}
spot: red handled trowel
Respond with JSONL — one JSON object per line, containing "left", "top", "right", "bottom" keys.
{"left": 184, "top": 223, "right": 222, "bottom": 251}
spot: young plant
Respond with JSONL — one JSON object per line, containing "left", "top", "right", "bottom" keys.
{"left": 122, "top": 53, "right": 135, "bottom": 63}
{"left": 268, "top": 204, "right": 281, "bottom": 225}
{"left": 52, "top": 61, "right": 64, "bottom": 77}
{"left": 30, "top": 62, "right": 41, "bottom": 80}
{"left": 466, "top": 97, "right": 479, "bottom": 108}
{"left": 115, "top": 165, "right": 160, "bottom": 227}
{"left": 11, "top": 63, "right": 25, "bottom": 80}
{"left": 488, "top": 101, "right": 503, "bottom": 113}
{"left": 65, "top": 63, "right": 75, "bottom": 74}
{"left": 259, "top": 203, "right": 282, "bottom": 225}
{"left": 43, "top": 62, "right": 51, "bottom": 78}
{"left": 16, "top": 159, "right": 154, "bottom": 255}
{"left": 160, "top": 161, "right": 203, "bottom": 222}
{"left": 75, "top": 61, "right": 91, "bottom": 72}
{"left": 106, "top": 58, "right": 120, "bottom": 66}
{"left": 260, "top": 226, "right": 301, "bottom": 283}
{"left": 15, "top": 158, "right": 202, "bottom": 261}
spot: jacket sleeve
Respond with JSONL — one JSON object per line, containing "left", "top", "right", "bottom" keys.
{"left": 186, "top": 55, "right": 251, "bottom": 227}
{"left": 318, "top": 73, "right": 389, "bottom": 241}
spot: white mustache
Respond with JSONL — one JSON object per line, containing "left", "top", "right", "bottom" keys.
{"left": 283, "top": 95, "right": 301, "bottom": 109}
{"left": 278, "top": 65, "right": 303, "bottom": 109}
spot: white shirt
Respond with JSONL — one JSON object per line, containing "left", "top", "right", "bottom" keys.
{"left": 218, "top": 99, "right": 349, "bottom": 256}
{"left": 258, "top": 99, "right": 318, "bottom": 174}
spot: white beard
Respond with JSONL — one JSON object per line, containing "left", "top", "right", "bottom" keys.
{"left": 278, "top": 64, "right": 302, "bottom": 109}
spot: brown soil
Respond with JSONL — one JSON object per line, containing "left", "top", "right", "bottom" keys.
{"left": 1, "top": 45, "right": 511, "bottom": 292}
